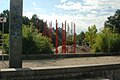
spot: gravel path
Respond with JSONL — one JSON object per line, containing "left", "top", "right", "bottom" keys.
{"left": 0, "top": 56, "right": 120, "bottom": 69}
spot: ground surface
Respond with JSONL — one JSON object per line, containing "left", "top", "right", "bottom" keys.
{"left": 0, "top": 56, "right": 120, "bottom": 69}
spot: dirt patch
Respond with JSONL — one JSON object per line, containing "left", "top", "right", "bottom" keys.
{"left": 1, "top": 56, "right": 120, "bottom": 69}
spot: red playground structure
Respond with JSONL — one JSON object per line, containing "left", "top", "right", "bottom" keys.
{"left": 36, "top": 19, "right": 76, "bottom": 54}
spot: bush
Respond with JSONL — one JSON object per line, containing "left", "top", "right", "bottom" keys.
{"left": 92, "top": 28, "right": 120, "bottom": 52}
{"left": 3, "top": 25, "right": 54, "bottom": 54}
{"left": 22, "top": 25, "right": 54, "bottom": 54}
{"left": 3, "top": 34, "right": 9, "bottom": 53}
{"left": 109, "top": 33, "right": 120, "bottom": 52}
{"left": 92, "top": 33, "right": 109, "bottom": 52}
{"left": 0, "top": 33, "right": 9, "bottom": 54}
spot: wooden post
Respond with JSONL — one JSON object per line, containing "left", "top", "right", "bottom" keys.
{"left": 9, "top": 0, "right": 23, "bottom": 68}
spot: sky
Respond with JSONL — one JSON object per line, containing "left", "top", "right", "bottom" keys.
{"left": 0, "top": 0, "right": 120, "bottom": 34}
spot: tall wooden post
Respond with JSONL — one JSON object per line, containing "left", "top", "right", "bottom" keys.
{"left": 9, "top": 0, "right": 23, "bottom": 68}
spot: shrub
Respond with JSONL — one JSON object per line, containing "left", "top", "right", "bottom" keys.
{"left": 108, "top": 33, "right": 120, "bottom": 52}
{"left": 22, "top": 25, "right": 54, "bottom": 54}
{"left": 92, "top": 33, "right": 109, "bottom": 52}
{"left": 0, "top": 33, "right": 9, "bottom": 54}
{"left": 92, "top": 28, "right": 120, "bottom": 52}
{"left": 3, "top": 25, "right": 54, "bottom": 54}
{"left": 3, "top": 34, "right": 9, "bottom": 53}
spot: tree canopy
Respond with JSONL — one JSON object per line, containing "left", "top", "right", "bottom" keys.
{"left": 0, "top": 10, "right": 9, "bottom": 33}
{"left": 85, "top": 25, "right": 97, "bottom": 47}
{"left": 105, "top": 9, "right": 120, "bottom": 34}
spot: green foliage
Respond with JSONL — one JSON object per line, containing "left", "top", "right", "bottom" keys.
{"left": 2, "top": 24, "right": 54, "bottom": 54}
{"left": 22, "top": 25, "right": 54, "bottom": 54}
{"left": 66, "top": 35, "right": 74, "bottom": 45}
{"left": 3, "top": 34, "right": 9, "bottom": 53}
{"left": 105, "top": 9, "right": 120, "bottom": 34}
{"left": 0, "top": 32, "right": 9, "bottom": 54}
{"left": 0, "top": 10, "right": 9, "bottom": 33}
{"left": 50, "top": 28, "right": 62, "bottom": 47}
{"left": 76, "top": 31, "right": 85, "bottom": 46}
{"left": 92, "top": 28, "right": 120, "bottom": 52}
{"left": 23, "top": 16, "right": 30, "bottom": 25}
{"left": 85, "top": 25, "right": 97, "bottom": 47}
{"left": 30, "top": 14, "right": 38, "bottom": 28}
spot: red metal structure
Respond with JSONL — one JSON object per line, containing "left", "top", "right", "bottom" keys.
{"left": 71, "top": 22, "right": 73, "bottom": 53}
{"left": 62, "top": 22, "right": 64, "bottom": 53}
{"left": 55, "top": 20, "right": 58, "bottom": 54}
{"left": 65, "top": 21, "right": 66, "bottom": 53}
{"left": 62, "top": 23, "right": 65, "bottom": 53}
{"left": 62, "top": 21, "right": 67, "bottom": 53}
{"left": 41, "top": 20, "right": 76, "bottom": 54}
{"left": 74, "top": 23, "right": 76, "bottom": 53}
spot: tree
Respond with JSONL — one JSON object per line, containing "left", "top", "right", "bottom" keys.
{"left": 30, "top": 14, "right": 38, "bottom": 27}
{"left": 85, "top": 25, "right": 97, "bottom": 47}
{"left": 105, "top": 9, "right": 120, "bottom": 34}
{"left": 39, "top": 20, "right": 44, "bottom": 33}
{"left": 30, "top": 14, "right": 45, "bottom": 33}
{"left": 23, "top": 16, "right": 30, "bottom": 25}
{"left": 0, "top": 10, "right": 9, "bottom": 33}
{"left": 76, "top": 31, "right": 85, "bottom": 46}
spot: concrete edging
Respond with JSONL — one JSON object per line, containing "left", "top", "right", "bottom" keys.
{"left": 0, "top": 63, "right": 120, "bottom": 80}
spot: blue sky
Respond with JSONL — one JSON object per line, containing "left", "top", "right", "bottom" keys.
{"left": 0, "top": 0, "right": 120, "bottom": 34}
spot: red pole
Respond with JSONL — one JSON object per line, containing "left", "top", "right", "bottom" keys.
{"left": 71, "top": 22, "right": 73, "bottom": 53}
{"left": 65, "top": 21, "right": 66, "bottom": 53}
{"left": 62, "top": 22, "right": 64, "bottom": 53}
{"left": 74, "top": 23, "right": 76, "bottom": 53}
{"left": 56, "top": 20, "right": 58, "bottom": 54}
{"left": 43, "top": 20, "right": 47, "bottom": 36}
{"left": 62, "top": 22, "right": 66, "bottom": 53}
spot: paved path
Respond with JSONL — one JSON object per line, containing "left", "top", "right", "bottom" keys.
{"left": 0, "top": 56, "right": 120, "bottom": 69}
